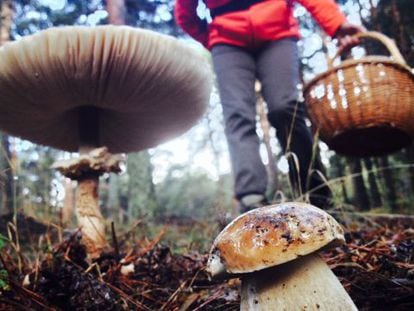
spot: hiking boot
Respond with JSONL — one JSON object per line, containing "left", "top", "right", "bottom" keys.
{"left": 239, "top": 194, "right": 269, "bottom": 214}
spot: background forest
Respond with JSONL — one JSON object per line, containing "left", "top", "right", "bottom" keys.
{"left": 0, "top": 0, "right": 413, "bottom": 232}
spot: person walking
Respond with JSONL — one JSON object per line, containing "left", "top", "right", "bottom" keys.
{"left": 174, "top": 0, "right": 364, "bottom": 212}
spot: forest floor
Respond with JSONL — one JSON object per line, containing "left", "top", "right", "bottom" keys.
{"left": 0, "top": 211, "right": 413, "bottom": 310}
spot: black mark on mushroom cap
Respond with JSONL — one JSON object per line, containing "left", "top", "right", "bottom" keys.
{"left": 281, "top": 231, "right": 293, "bottom": 243}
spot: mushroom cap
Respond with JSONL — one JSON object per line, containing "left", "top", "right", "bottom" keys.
{"left": 0, "top": 25, "right": 212, "bottom": 153}
{"left": 207, "top": 202, "right": 344, "bottom": 276}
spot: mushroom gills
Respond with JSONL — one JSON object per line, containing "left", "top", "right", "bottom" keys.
{"left": 240, "top": 253, "right": 357, "bottom": 311}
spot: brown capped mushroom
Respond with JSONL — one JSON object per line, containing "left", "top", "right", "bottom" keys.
{"left": 207, "top": 202, "right": 357, "bottom": 310}
{"left": 0, "top": 25, "right": 212, "bottom": 257}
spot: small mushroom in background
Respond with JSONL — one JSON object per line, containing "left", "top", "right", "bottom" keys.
{"left": 0, "top": 25, "right": 212, "bottom": 257}
{"left": 207, "top": 202, "right": 358, "bottom": 310}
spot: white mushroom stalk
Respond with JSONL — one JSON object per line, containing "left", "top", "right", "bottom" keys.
{"left": 240, "top": 253, "right": 356, "bottom": 310}
{"left": 206, "top": 202, "right": 358, "bottom": 310}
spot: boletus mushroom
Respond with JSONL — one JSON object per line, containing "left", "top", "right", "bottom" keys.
{"left": 0, "top": 25, "right": 212, "bottom": 257}
{"left": 207, "top": 202, "right": 357, "bottom": 310}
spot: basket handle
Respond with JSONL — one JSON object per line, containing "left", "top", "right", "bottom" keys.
{"left": 328, "top": 31, "right": 407, "bottom": 68}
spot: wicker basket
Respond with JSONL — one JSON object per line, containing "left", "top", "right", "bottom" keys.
{"left": 304, "top": 32, "right": 414, "bottom": 157}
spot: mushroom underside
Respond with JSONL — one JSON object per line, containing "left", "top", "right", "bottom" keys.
{"left": 0, "top": 25, "right": 211, "bottom": 153}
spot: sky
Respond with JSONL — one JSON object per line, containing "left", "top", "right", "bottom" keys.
{"left": 38, "top": 0, "right": 66, "bottom": 11}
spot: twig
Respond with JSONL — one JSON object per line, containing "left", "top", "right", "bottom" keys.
{"left": 105, "top": 282, "right": 152, "bottom": 311}
{"left": 394, "top": 262, "right": 414, "bottom": 269}
{"left": 333, "top": 261, "right": 413, "bottom": 290}
{"left": 160, "top": 280, "right": 188, "bottom": 310}
{"left": 119, "top": 219, "right": 144, "bottom": 241}
{"left": 138, "top": 225, "right": 168, "bottom": 256}
{"left": 111, "top": 221, "right": 120, "bottom": 259}
{"left": 6, "top": 222, "right": 22, "bottom": 273}
{"left": 84, "top": 263, "right": 103, "bottom": 281}
{"left": 192, "top": 289, "right": 224, "bottom": 311}
{"left": 0, "top": 297, "right": 33, "bottom": 311}
{"left": 9, "top": 279, "right": 56, "bottom": 310}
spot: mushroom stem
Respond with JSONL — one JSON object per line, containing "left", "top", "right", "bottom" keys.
{"left": 53, "top": 147, "right": 123, "bottom": 257}
{"left": 76, "top": 175, "right": 106, "bottom": 257}
{"left": 76, "top": 106, "right": 107, "bottom": 257}
{"left": 240, "top": 253, "right": 357, "bottom": 311}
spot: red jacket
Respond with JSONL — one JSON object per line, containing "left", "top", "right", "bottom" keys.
{"left": 174, "top": 0, "right": 347, "bottom": 49}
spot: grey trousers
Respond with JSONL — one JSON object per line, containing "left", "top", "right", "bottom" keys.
{"left": 212, "top": 38, "right": 323, "bottom": 200}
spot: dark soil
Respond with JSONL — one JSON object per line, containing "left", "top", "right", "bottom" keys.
{"left": 0, "top": 216, "right": 413, "bottom": 310}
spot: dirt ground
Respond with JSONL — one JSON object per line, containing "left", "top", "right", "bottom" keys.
{"left": 0, "top": 213, "right": 413, "bottom": 310}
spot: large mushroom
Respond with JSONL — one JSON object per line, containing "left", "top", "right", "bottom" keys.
{"left": 0, "top": 25, "right": 212, "bottom": 256}
{"left": 207, "top": 202, "right": 357, "bottom": 310}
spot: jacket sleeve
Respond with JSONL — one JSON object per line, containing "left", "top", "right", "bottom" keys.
{"left": 297, "top": 0, "right": 347, "bottom": 37}
{"left": 174, "top": 0, "right": 209, "bottom": 46}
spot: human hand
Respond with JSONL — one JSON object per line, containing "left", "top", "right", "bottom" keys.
{"left": 334, "top": 22, "right": 366, "bottom": 51}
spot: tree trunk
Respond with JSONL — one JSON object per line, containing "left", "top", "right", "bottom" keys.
{"left": 205, "top": 107, "right": 229, "bottom": 221}
{"left": 0, "top": 135, "right": 3, "bottom": 210}
{"left": 127, "top": 152, "right": 158, "bottom": 219}
{"left": 205, "top": 111, "right": 222, "bottom": 181}
{"left": 403, "top": 147, "right": 414, "bottom": 196}
{"left": 106, "top": 174, "right": 122, "bottom": 222}
{"left": 256, "top": 82, "right": 278, "bottom": 198}
{"left": 329, "top": 154, "right": 350, "bottom": 205}
{"left": 0, "top": 134, "right": 13, "bottom": 215}
{"left": 105, "top": 0, "right": 158, "bottom": 222}
{"left": 378, "top": 156, "right": 398, "bottom": 212}
{"left": 363, "top": 158, "right": 382, "bottom": 208}
{"left": 355, "top": 0, "right": 410, "bottom": 212}
{"left": 0, "top": 0, "right": 14, "bottom": 215}
{"left": 347, "top": 157, "right": 370, "bottom": 211}
{"left": 390, "top": 0, "right": 410, "bottom": 60}
{"left": 0, "top": 0, "right": 13, "bottom": 44}
{"left": 62, "top": 179, "right": 75, "bottom": 225}
{"left": 106, "top": 0, "right": 127, "bottom": 25}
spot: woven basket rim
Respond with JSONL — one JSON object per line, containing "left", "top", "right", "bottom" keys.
{"left": 303, "top": 56, "right": 414, "bottom": 94}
